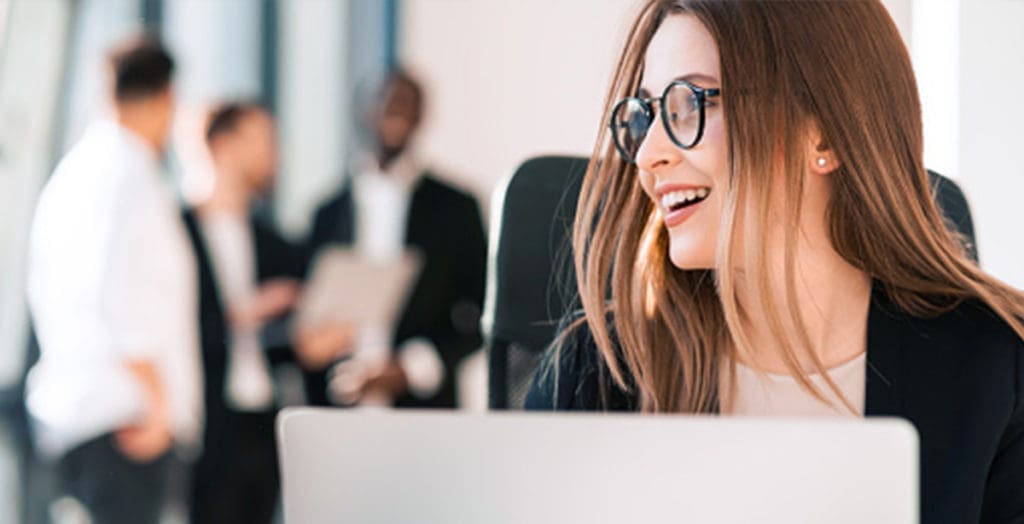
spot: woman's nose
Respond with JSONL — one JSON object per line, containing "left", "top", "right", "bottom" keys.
{"left": 634, "top": 112, "right": 683, "bottom": 174}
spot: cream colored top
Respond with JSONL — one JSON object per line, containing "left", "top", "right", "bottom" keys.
{"left": 720, "top": 353, "right": 867, "bottom": 417}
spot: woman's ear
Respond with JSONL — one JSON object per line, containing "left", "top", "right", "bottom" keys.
{"left": 807, "top": 122, "right": 839, "bottom": 175}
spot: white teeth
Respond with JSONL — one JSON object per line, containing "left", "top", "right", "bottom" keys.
{"left": 660, "top": 188, "right": 710, "bottom": 210}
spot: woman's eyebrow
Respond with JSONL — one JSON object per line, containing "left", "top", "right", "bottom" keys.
{"left": 677, "top": 73, "right": 720, "bottom": 85}
{"left": 638, "top": 72, "right": 721, "bottom": 96}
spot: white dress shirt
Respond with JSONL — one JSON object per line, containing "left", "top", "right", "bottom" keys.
{"left": 25, "top": 121, "right": 203, "bottom": 458}
{"left": 198, "top": 211, "right": 275, "bottom": 411}
{"left": 331, "top": 153, "right": 444, "bottom": 405}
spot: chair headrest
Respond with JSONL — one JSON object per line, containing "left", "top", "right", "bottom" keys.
{"left": 486, "top": 156, "right": 589, "bottom": 351}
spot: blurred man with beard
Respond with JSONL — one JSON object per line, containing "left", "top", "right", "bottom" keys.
{"left": 306, "top": 69, "right": 487, "bottom": 409}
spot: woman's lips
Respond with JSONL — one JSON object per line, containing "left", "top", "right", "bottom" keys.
{"left": 663, "top": 199, "right": 703, "bottom": 228}
{"left": 657, "top": 185, "right": 710, "bottom": 228}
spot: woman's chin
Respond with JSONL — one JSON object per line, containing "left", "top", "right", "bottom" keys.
{"left": 668, "top": 238, "right": 714, "bottom": 271}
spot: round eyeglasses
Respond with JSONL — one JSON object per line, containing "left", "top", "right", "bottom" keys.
{"left": 609, "top": 80, "right": 721, "bottom": 164}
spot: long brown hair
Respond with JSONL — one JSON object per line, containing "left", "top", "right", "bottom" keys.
{"left": 572, "top": 0, "right": 1024, "bottom": 413}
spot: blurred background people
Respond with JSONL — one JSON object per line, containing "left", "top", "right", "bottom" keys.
{"left": 23, "top": 36, "right": 200, "bottom": 524}
{"left": 181, "top": 101, "right": 309, "bottom": 524}
{"left": 305, "top": 69, "right": 487, "bottom": 408}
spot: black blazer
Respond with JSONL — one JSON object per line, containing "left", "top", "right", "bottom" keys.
{"left": 181, "top": 209, "right": 306, "bottom": 442}
{"left": 525, "top": 286, "right": 1024, "bottom": 524}
{"left": 306, "top": 173, "right": 487, "bottom": 408}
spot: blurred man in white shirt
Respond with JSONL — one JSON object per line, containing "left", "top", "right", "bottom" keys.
{"left": 25, "top": 36, "right": 200, "bottom": 524}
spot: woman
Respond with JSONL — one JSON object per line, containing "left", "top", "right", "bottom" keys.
{"left": 525, "top": 2, "right": 1023, "bottom": 522}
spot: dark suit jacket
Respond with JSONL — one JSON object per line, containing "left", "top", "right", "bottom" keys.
{"left": 181, "top": 209, "right": 306, "bottom": 443}
{"left": 306, "top": 173, "right": 487, "bottom": 408}
{"left": 525, "top": 285, "right": 1024, "bottom": 524}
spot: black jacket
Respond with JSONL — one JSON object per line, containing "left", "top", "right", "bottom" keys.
{"left": 526, "top": 286, "right": 1024, "bottom": 524}
{"left": 306, "top": 173, "right": 487, "bottom": 408}
{"left": 181, "top": 209, "right": 306, "bottom": 441}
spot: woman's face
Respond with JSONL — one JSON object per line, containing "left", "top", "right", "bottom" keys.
{"left": 635, "top": 14, "right": 727, "bottom": 270}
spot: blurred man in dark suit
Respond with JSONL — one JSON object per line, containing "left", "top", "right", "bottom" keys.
{"left": 306, "top": 69, "right": 487, "bottom": 409}
{"left": 181, "top": 102, "right": 340, "bottom": 524}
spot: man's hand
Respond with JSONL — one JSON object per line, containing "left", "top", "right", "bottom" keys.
{"left": 361, "top": 360, "right": 408, "bottom": 400}
{"left": 231, "top": 278, "right": 302, "bottom": 331}
{"left": 329, "top": 358, "right": 408, "bottom": 405}
{"left": 116, "top": 360, "right": 172, "bottom": 463}
{"left": 295, "top": 323, "right": 356, "bottom": 370}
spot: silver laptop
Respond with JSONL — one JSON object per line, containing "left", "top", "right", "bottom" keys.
{"left": 278, "top": 408, "right": 917, "bottom": 524}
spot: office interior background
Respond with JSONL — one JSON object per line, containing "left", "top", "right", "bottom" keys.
{"left": 1, "top": 0, "right": 1023, "bottom": 522}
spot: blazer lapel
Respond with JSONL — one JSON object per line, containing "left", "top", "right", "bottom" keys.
{"left": 336, "top": 186, "right": 356, "bottom": 245}
{"left": 865, "top": 284, "right": 906, "bottom": 416}
{"left": 403, "top": 174, "right": 428, "bottom": 249}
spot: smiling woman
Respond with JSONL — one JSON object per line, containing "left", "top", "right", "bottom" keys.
{"left": 525, "top": 1, "right": 1024, "bottom": 523}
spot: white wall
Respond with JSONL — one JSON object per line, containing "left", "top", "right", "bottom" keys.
{"left": 275, "top": 0, "right": 349, "bottom": 238}
{"left": 400, "top": 0, "right": 640, "bottom": 211}
{"left": 56, "top": 0, "right": 141, "bottom": 153}
{"left": 909, "top": 0, "right": 1024, "bottom": 287}
{"left": 956, "top": 0, "right": 1024, "bottom": 287}
{"left": 911, "top": 0, "right": 960, "bottom": 180}
{"left": 881, "top": 0, "right": 913, "bottom": 42}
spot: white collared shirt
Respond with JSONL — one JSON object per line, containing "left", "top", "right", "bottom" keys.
{"left": 337, "top": 153, "right": 444, "bottom": 404}
{"left": 351, "top": 152, "right": 422, "bottom": 262}
{"left": 25, "top": 121, "right": 204, "bottom": 458}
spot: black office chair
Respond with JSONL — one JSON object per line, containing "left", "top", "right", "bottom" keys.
{"left": 484, "top": 156, "right": 978, "bottom": 410}
{"left": 930, "top": 170, "right": 978, "bottom": 262}
{"left": 483, "top": 156, "right": 587, "bottom": 410}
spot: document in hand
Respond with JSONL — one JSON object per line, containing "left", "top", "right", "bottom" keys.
{"left": 296, "top": 247, "right": 423, "bottom": 329}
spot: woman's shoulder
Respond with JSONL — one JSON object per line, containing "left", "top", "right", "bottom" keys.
{"left": 906, "top": 296, "right": 1024, "bottom": 361}
{"left": 873, "top": 285, "right": 1022, "bottom": 355}
{"left": 945, "top": 299, "right": 1024, "bottom": 393}
{"left": 884, "top": 292, "right": 1024, "bottom": 410}
{"left": 924, "top": 297, "right": 1024, "bottom": 521}
{"left": 523, "top": 312, "right": 637, "bottom": 412}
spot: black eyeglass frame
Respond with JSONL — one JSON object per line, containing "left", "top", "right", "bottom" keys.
{"left": 608, "top": 80, "right": 722, "bottom": 164}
